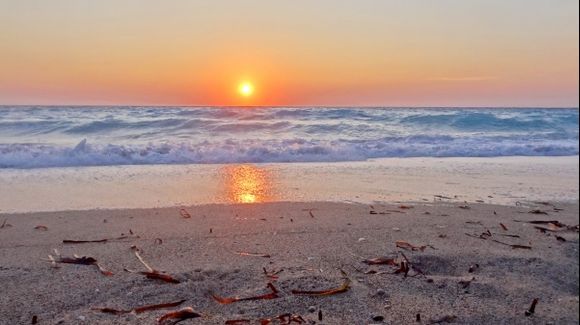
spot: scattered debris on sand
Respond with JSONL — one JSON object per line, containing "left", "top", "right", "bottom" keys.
{"left": 93, "top": 299, "right": 187, "bottom": 315}
{"left": 47, "top": 249, "right": 113, "bottom": 276}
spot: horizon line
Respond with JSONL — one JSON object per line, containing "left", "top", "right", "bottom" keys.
{"left": 0, "top": 104, "right": 578, "bottom": 109}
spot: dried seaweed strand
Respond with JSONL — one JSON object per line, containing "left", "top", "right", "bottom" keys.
{"left": 157, "top": 307, "right": 201, "bottom": 324}
{"left": 237, "top": 251, "right": 271, "bottom": 258}
{"left": 291, "top": 278, "right": 351, "bottom": 296}
{"left": 47, "top": 250, "right": 113, "bottom": 276}
{"left": 179, "top": 208, "right": 192, "bottom": 219}
{"left": 93, "top": 299, "right": 187, "bottom": 315}
{"left": 212, "top": 283, "right": 279, "bottom": 304}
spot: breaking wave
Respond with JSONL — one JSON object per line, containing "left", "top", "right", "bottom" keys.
{"left": 0, "top": 106, "right": 577, "bottom": 168}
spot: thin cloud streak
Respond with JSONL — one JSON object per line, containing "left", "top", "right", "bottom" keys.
{"left": 426, "top": 76, "right": 499, "bottom": 82}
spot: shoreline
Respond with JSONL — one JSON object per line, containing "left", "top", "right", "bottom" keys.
{"left": 1, "top": 201, "right": 578, "bottom": 324}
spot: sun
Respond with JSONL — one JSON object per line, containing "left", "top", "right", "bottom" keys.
{"left": 238, "top": 82, "right": 254, "bottom": 97}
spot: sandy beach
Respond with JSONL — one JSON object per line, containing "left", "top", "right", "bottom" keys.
{"left": 2, "top": 0, "right": 579, "bottom": 323}
{"left": 1, "top": 199, "right": 578, "bottom": 324}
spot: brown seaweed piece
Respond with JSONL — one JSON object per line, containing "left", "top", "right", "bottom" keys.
{"left": 363, "top": 257, "right": 398, "bottom": 266}
{"left": 555, "top": 235, "right": 566, "bottom": 242}
{"left": 515, "top": 220, "right": 579, "bottom": 232}
{"left": 396, "top": 240, "right": 434, "bottom": 252}
{"left": 139, "top": 271, "right": 181, "bottom": 284}
{"left": 47, "top": 250, "right": 113, "bottom": 276}
{"left": 491, "top": 239, "right": 532, "bottom": 250}
{"left": 384, "top": 209, "right": 406, "bottom": 214}
{"left": 523, "top": 220, "right": 566, "bottom": 226}
{"left": 93, "top": 299, "right": 187, "bottom": 315}
{"left": 179, "top": 208, "right": 192, "bottom": 219}
{"left": 128, "top": 246, "right": 180, "bottom": 283}
{"left": 157, "top": 307, "right": 201, "bottom": 324}
{"left": 212, "top": 283, "right": 280, "bottom": 304}
{"left": 63, "top": 239, "right": 109, "bottom": 244}
{"left": 466, "top": 231, "right": 532, "bottom": 249}
{"left": 533, "top": 221, "right": 572, "bottom": 233}
{"left": 261, "top": 314, "right": 306, "bottom": 324}
{"left": 63, "top": 234, "right": 137, "bottom": 244}
{"left": 494, "top": 233, "right": 520, "bottom": 238}
{"left": 34, "top": 225, "right": 48, "bottom": 231}
{"left": 291, "top": 278, "right": 351, "bottom": 296}
{"left": 237, "top": 251, "right": 271, "bottom": 258}
{"left": 362, "top": 253, "right": 423, "bottom": 278}
{"left": 92, "top": 307, "right": 129, "bottom": 315}
{"left": 263, "top": 267, "right": 283, "bottom": 280}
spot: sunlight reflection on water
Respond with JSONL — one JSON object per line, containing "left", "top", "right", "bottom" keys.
{"left": 222, "top": 164, "right": 274, "bottom": 203}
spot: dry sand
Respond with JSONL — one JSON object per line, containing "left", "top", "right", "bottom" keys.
{"left": 0, "top": 200, "right": 578, "bottom": 324}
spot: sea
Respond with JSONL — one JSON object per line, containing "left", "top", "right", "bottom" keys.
{"left": 0, "top": 106, "right": 578, "bottom": 169}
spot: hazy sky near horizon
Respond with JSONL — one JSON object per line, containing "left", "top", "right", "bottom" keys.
{"left": 0, "top": 0, "right": 578, "bottom": 107}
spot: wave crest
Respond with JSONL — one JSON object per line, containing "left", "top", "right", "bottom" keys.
{"left": 0, "top": 136, "right": 577, "bottom": 169}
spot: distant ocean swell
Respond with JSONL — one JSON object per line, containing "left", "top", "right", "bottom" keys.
{"left": 0, "top": 107, "right": 577, "bottom": 168}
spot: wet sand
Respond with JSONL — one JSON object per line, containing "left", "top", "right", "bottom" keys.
{"left": 0, "top": 156, "right": 578, "bottom": 213}
{"left": 0, "top": 201, "right": 578, "bottom": 324}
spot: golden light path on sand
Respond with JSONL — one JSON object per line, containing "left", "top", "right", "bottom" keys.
{"left": 222, "top": 164, "right": 273, "bottom": 203}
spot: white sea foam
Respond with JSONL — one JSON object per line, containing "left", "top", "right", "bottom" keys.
{"left": 0, "top": 107, "right": 577, "bottom": 168}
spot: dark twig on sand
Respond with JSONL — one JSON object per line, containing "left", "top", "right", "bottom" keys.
{"left": 0, "top": 219, "right": 12, "bottom": 229}
{"left": 525, "top": 298, "right": 539, "bottom": 316}
{"left": 63, "top": 233, "right": 138, "bottom": 244}
{"left": 465, "top": 231, "right": 531, "bottom": 249}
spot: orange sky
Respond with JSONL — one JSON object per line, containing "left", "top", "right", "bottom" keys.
{"left": 0, "top": 1, "right": 578, "bottom": 107}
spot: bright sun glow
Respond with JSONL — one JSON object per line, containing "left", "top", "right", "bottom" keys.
{"left": 238, "top": 82, "right": 254, "bottom": 97}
